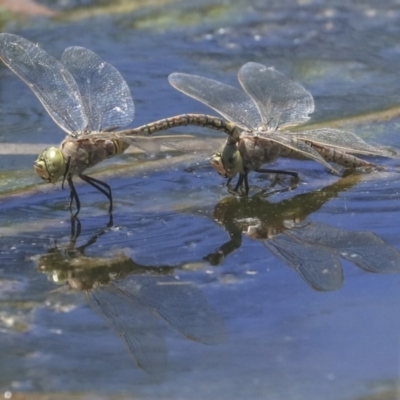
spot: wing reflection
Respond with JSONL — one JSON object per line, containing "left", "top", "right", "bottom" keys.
{"left": 38, "top": 219, "right": 226, "bottom": 375}
{"left": 205, "top": 174, "right": 400, "bottom": 291}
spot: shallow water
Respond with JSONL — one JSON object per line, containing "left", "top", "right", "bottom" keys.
{"left": 1, "top": 1, "right": 400, "bottom": 399}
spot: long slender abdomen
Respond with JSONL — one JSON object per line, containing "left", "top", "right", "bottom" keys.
{"left": 112, "top": 139, "right": 130, "bottom": 155}
{"left": 304, "top": 141, "right": 382, "bottom": 169}
{"left": 277, "top": 138, "right": 382, "bottom": 170}
{"left": 118, "top": 113, "right": 241, "bottom": 140}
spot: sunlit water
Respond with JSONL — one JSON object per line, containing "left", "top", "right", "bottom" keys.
{"left": 1, "top": 1, "right": 400, "bottom": 399}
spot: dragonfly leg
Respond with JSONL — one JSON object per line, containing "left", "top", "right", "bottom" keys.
{"left": 233, "top": 174, "right": 244, "bottom": 191}
{"left": 69, "top": 215, "right": 82, "bottom": 247}
{"left": 226, "top": 174, "right": 250, "bottom": 195}
{"left": 79, "top": 174, "right": 113, "bottom": 216}
{"left": 62, "top": 156, "right": 71, "bottom": 190}
{"left": 231, "top": 173, "right": 249, "bottom": 194}
{"left": 67, "top": 177, "right": 81, "bottom": 217}
{"left": 255, "top": 168, "right": 298, "bottom": 179}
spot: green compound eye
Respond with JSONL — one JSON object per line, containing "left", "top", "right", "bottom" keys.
{"left": 34, "top": 147, "right": 66, "bottom": 183}
{"left": 210, "top": 152, "right": 227, "bottom": 177}
{"left": 220, "top": 142, "right": 244, "bottom": 178}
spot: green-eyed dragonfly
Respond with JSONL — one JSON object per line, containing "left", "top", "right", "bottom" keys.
{"left": 0, "top": 33, "right": 236, "bottom": 215}
{"left": 161, "top": 62, "right": 393, "bottom": 194}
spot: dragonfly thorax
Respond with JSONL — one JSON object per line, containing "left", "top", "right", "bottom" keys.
{"left": 210, "top": 142, "right": 244, "bottom": 178}
{"left": 238, "top": 136, "right": 281, "bottom": 171}
{"left": 34, "top": 147, "right": 66, "bottom": 183}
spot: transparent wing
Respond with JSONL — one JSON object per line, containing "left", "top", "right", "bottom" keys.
{"left": 61, "top": 47, "right": 134, "bottom": 133}
{"left": 118, "top": 134, "right": 198, "bottom": 154}
{"left": 91, "top": 132, "right": 211, "bottom": 154}
{"left": 254, "top": 133, "right": 340, "bottom": 174}
{"left": 122, "top": 135, "right": 206, "bottom": 154}
{"left": 287, "top": 221, "right": 400, "bottom": 273}
{"left": 289, "top": 128, "right": 393, "bottom": 157}
{"left": 264, "top": 234, "right": 343, "bottom": 291}
{"left": 0, "top": 33, "right": 87, "bottom": 135}
{"left": 238, "top": 62, "right": 315, "bottom": 131}
{"left": 169, "top": 72, "right": 262, "bottom": 131}
{"left": 148, "top": 135, "right": 223, "bottom": 154}
{"left": 88, "top": 283, "right": 168, "bottom": 375}
{"left": 117, "top": 275, "right": 226, "bottom": 345}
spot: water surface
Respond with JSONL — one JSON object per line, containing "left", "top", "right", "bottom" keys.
{"left": 1, "top": 1, "right": 400, "bottom": 399}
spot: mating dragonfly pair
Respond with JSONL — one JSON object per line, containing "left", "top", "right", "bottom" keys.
{"left": 0, "top": 33, "right": 392, "bottom": 216}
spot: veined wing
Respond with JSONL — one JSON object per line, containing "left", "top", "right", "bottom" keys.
{"left": 0, "top": 33, "right": 87, "bottom": 135}
{"left": 92, "top": 132, "right": 211, "bottom": 154}
{"left": 134, "top": 134, "right": 216, "bottom": 153}
{"left": 117, "top": 275, "right": 226, "bottom": 345}
{"left": 255, "top": 132, "right": 340, "bottom": 174}
{"left": 88, "top": 282, "right": 168, "bottom": 375}
{"left": 287, "top": 221, "right": 400, "bottom": 273}
{"left": 264, "top": 233, "right": 343, "bottom": 291}
{"left": 289, "top": 128, "right": 393, "bottom": 157}
{"left": 61, "top": 47, "right": 134, "bottom": 133}
{"left": 238, "top": 62, "right": 315, "bottom": 131}
{"left": 168, "top": 72, "right": 262, "bottom": 131}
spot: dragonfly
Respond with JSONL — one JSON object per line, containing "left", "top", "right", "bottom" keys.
{"left": 159, "top": 62, "right": 392, "bottom": 194}
{"left": 0, "top": 33, "right": 236, "bottom": 216}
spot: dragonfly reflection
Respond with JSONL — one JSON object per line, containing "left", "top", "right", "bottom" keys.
{"left": 166, "top": 63, "right": 393, "bottom": 193}
{"left": 205, "top": 175, "right": 400, "bottom": 291}
{"left": 38, "top": 218, "right": 226, "bottom": 374}
{"left": 0, "top": 34, "right": 234, "bottom": 217}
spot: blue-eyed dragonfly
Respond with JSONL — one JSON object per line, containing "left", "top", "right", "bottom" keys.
{"left": 163, "top": 62, "right": 393, "bottom": 194}
{"left": 0, "top": 33, "right": 236, "bottom": 216}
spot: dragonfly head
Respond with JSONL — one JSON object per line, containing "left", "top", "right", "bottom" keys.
{"left": 210, "top": 153, "right": 227, "bottom": 177}
{"left": 210, "top": 143, "right": 244, "bottom": 178}
{"left": 34, "top": 147, "right": 67, "bottom": 183}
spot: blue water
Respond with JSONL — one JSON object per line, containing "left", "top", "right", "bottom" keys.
{"left": 1, "top": 1, "right": 400, "bottom": 399}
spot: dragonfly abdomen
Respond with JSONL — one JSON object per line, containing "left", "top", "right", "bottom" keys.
{"left": 126, "top": 113, "right": 240, "bottom": 138}
{"left": 112, "top": 139, "right": 130, "bottom": 155}
{"left": 304, "top": 141, "right": 381, "bottom": 169}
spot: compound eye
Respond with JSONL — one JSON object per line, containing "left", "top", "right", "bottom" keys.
{"left": 210, "top": 153, "right": 228, "bottom": 177}
{"left": 33, "top": 147, "right": 66, "bottom": 183}
{"left": 33, "top": 161, "right": 51, "bottom": 182}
